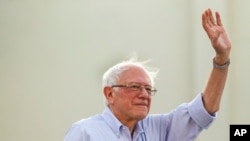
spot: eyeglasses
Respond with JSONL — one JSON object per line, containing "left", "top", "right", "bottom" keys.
{"left": 111, "top": 83, "right": 157, "bottom": 96}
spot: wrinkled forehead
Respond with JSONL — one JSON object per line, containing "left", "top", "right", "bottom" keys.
{"left": 118, "top": 65, "right": 152, "bottom": 85}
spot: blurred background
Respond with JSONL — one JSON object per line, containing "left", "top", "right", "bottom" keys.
{"left": 1, "top": 0, "right": 249, "bottom": 141}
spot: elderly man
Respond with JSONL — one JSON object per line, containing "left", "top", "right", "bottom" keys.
{"left": 64, "top": 8, "right": 231, "bottom": 141}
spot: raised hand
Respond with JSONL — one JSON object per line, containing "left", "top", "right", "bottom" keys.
{"left": 202, "top": 8, "right": 231, "bottom": 64}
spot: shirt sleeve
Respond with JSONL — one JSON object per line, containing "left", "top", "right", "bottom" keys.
{"left": 143, "top": 93, "right": 216, "bottom": 141}
{"left": 188, "top": 93, "right": 216, "bottom": 129}
{"left": 64, "top": 124, "right": 81, "bottom": 141}
{"left": 166, "top": 93, "right": 216, "bottom": 140}
{"left": 64, "top": 124, "right": 90, "bottom": 141}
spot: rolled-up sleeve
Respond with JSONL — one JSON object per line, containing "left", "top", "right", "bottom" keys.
{"left": 188, "top": 93, "right": 216, "bottom": 129}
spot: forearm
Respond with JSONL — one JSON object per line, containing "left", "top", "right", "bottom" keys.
{"left": 202, "top": 60, "right": 229, "bottom": 114}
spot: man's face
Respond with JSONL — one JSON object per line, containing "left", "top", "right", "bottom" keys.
{"left": 108, "top": 66, "right": 152, "bottom": 123}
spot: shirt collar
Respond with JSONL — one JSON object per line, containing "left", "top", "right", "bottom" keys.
{"left": 101, "top": 107, "right": 145, "bottom": 138}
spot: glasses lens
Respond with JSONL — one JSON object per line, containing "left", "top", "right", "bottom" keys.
{"left": 128, "top": 84, "right": 141, "bottom": 91}
{"left": 129, "top": 83, "right": 156, "bottom": 96}
{"left": 112, "top": 83, "right": 157, "bottom": 96}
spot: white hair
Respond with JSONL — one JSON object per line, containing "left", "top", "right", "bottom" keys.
{"left": 102, "top": 57, "right": 159, "bottom": 87}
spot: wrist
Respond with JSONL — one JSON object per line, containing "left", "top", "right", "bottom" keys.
{"left": 213, "top": 57, "right": 230, "bottom": 70}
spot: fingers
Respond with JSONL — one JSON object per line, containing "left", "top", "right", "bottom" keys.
{"left": 202, "top": 9, "right": 212, "bottom": 30}
{"left": 208, "top": 9, "right": 216, "bottom": 25}
{"left": 207, "top": 9, "right": 215, "bottom": 26}
{"left": 202, "top": 8, "right": 219, "bottom": 27}
{"left": 215, "top": 12, "right": 223, "bottom": 26}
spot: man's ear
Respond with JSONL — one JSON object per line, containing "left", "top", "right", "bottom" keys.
{"left": 103, "top": 86, "right": 114, "bottom": 104}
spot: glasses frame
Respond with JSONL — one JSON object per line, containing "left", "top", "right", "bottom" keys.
{"left": 111, "top": 83, "right": 157, "bottom": 96}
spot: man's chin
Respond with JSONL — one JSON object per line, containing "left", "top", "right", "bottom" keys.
{"left": 134, "top": 110, "right": 149, "bottom": 119}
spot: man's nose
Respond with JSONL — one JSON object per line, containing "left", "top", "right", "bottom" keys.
{"left": 138, "top": 87, "right": 150, "bottom": 97}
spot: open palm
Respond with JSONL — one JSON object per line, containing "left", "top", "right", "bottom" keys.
{"left": 202, "top": 9, "right": 231, "bottom": 62}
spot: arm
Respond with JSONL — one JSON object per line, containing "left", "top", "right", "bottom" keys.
{"left": 201, "top": 9, "right": 231, "bottom": 114}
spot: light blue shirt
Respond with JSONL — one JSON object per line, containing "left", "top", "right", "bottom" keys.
{"left": 64, "top": 93, "right": 216, "bottom": 141}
